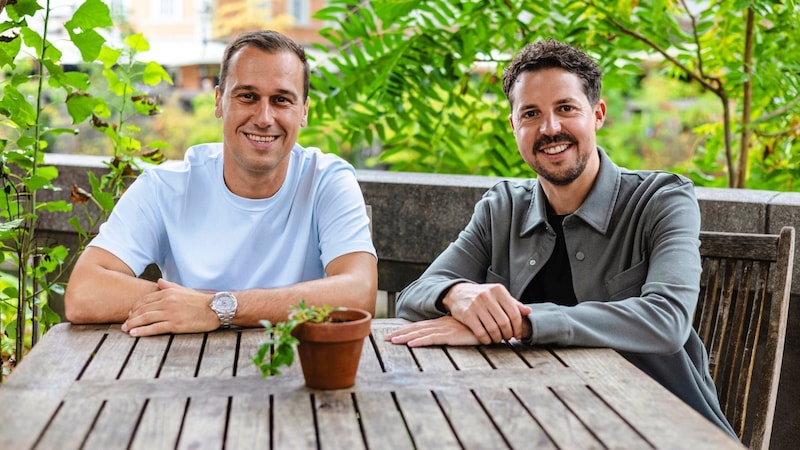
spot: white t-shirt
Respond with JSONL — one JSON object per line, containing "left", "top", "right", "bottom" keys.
{"left": 89, "top": 143, "right": 376, "bottom": 291}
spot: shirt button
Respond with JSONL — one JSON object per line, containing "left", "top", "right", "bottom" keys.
{"left": 529, "top": 259, "right": 536, "bottom": 265}
{"left": 576, "top": 252, "right": 585, "bottom": 261}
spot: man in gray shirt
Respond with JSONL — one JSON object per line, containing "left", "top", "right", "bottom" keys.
{"left": 386, "top": 39, "right": 737, "bottom": 438}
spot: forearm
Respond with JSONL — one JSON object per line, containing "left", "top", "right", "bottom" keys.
{"left": 235, "top": 273, "right": 376, "bottom": 326}
{"left": 64, "top": 262, "right": 158, "bottom": 324}
{"left": 233, "top": 252, "right": 377, "bottom": 327}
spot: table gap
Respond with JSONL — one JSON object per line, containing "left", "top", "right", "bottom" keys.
{"left": 154, "top": 335, "right": 175, "bottom": 378}
{"left": 470, "top": 389, "right": 513, "bottom": 449}
{"left": 546, "top": 348, "right": 569, "bottom": 368}
{"left": 80, "top": 400, "right": 107, "bottom": 449}
{"left": 233, "top": 331, "right": 242, "bottom": 376}
{"left": 508, "top": 343, "right": 533, "bottom": 368}
{"left": 390, "top": 391, "right": 418, "bottom": 450}
{"left": 30, "top": 401, "right": 65, "bottom": 450}
{"left": 193, "top": 333, "right": 209, "bottom": 377}
{"left": 117, "top": 335, "right": 141, "bottom": 380}
{"left": 126, "top": 398, "right": 151, "bottom": 450}
{"left": 310, "top": 393, "right": 321, "bottom": 450}
{"left": 350, "top": 392, "right": 370, "bottom": 449}
{"left": 509, "top": 388, "right": 559, "bottom": 447}
{"left": 476, "top": 347, "right": 498, "bottom": 369}
{"left": 548, "top": 386, "right": 609, "bottom": 450}
{"left": 441, "top": 347, "right": 460, "bottom": 371}
{"left": 172, "top": 397, "right": 191, "bottom": 447}
{"left": 77, "top": 332, "right": 108, "bottom": 380}
{"left": 584, "top": 384, "right": 656, "bottom": 448}
{"left": 367, "top": 333, "right": 388, "bottom": 373}
{"left": 431, "top": 391, "right": 466, "bottom": 449}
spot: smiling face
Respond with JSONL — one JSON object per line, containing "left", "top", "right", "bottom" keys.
{"left": 508, "top": 67, "right": 606, "bottom": 189}
{"left": 214, "top": 46, "right": 309, "bottom": 198}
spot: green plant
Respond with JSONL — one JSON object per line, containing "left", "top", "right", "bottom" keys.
{"left": 306, "top": 0, "right": 800, "bottom": 190}
{"left": 0, "top": 0, "right": 171, "bottom": 378}
{"left": 252, "top": 300, "right": 341, "bottom": 377}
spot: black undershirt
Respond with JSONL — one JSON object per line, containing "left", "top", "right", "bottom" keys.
{"left": 521, "top": 205, "right": 578, "bottom": 306}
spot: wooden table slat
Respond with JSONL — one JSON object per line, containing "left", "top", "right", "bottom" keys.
{"left": 196, "top": 332, "right": 238, "bottom": 378}
{"left": 129, "top": 396, "right": 187, "bottom": 450}
{"left": 472, "top": 387, "right": 558, "bottom": 450}
{"left": 226, "top": 391, "right": 271, "bottom": 450}
{"left": 120, "top": 334, "right": 171, "bottom": 380}
{"left": 513, "top": 385, "right": 603, "bottom": 448}
{"left": 314, "top": 390, "right": 366, "bottom": 450}
{"left": 434, "top": 389, "right": 511, "bottom": 448}
{"left": 393, "top": 389, "right": 462, "bottom": 449}
{"left": 83, "top": 397, "right": 147, "bottom": 450}
{"left": 176, "top": 396, "right": 229, "bottom": 450}
{"left": 0, "top": 320, "right": 743, "bottom": 450}
{"left": 272, "top": 390, "right": 317, "bottom": 448}
{"left": 159, "top": 334, "right": 204, "bottom": 379}
{"left": 82, "top": 327, "right": 138, "bottom": 380}
{"left": 355, "top": 391, "right": 415, "bottom": 450}
{"left": 35, "top": 397, "right": 104, "bottom": 450}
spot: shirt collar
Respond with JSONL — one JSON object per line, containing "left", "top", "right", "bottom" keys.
{"left": 523, "top": 147, "right": 621, "bottom": 235}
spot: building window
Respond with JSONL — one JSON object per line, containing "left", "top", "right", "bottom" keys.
{"left": 287, "top": 0, "right": 310, "bottom": 26}
{"left": 155, "top": 0, "right": 182, "bottom": 19}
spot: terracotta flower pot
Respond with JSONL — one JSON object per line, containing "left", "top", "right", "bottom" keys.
{"left": 291, "top": 308, "right": 372, "bottom": 390}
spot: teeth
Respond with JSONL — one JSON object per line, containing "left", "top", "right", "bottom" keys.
{"left": 543, "top": 144, "right": 568, "bottom": 155}
{"left": 246, "top": 133, "right": 277, "bottom": 143}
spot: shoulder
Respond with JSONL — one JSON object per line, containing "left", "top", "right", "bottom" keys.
{"left": 481, "top": 178, "right": 537, "bottom": 204}
{"left": 619, "top": 167, "right": 696, "bottom": 197}
{"left": 135, "top": 143, "right": 222, "bottom": 192}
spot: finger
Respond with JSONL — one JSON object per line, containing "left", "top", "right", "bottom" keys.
{"left": 157, "top": 278, "right": 180, "bottom": 290}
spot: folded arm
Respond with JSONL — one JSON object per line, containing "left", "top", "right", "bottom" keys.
{"left": 65, "top": 247, "right": 377, "bottom": 337}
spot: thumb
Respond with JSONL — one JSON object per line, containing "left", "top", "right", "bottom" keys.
{"left": 157, "top": 278, "right": 181, "bottom": 290}
{"left": 518, "top": 303, "right": 532, "bottom": 315}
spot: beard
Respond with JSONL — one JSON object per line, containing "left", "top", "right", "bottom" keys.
{"left": 530, "top": 133, "right": 588, "bottom": 186}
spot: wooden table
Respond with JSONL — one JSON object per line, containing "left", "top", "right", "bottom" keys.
{"left": 0, "top": 319, "right": 741, "bottom": 449}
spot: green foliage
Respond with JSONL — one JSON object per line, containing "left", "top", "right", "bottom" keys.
{"left": 0, "top": 0, "right": 172, "bottom": 375}
{"left": 252, "top": 301, "right": 340, "bottom": 377}
{"left": 306, "top": 0, "right": 800, "bottom": 190}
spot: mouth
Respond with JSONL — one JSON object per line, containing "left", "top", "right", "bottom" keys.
{"left": 540, "top": 143, "right": 570, "bottom": 155}
{"left": 245, "top": 132, "right": 278, "bottom": 143}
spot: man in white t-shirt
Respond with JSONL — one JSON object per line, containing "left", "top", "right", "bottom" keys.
{"left": 64, "top": 30, "right": 377, "bottom": 337}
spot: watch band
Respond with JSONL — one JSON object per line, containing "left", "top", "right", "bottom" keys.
{"left": 217, "top": 311, "right": 234, "bottom": 328}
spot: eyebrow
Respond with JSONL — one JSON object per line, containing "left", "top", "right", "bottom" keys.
{"left": 230, "top": 85, "right": 299, "bottom": 100}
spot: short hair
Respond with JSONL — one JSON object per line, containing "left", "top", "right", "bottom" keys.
{"left": 218, "top": 30, "right": 310, "bottom": 100}
{"left": 502, "top": 39, "right": 602, "bottom": 109}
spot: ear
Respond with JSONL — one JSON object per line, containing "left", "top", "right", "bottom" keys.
{"left": 508, "top": 113, "right": 516, "bottom": 132}
{"left": 214, "top": 86, "right": 223, "bottom": 119}
{"left": 594, "top": 99, "right": 607, "bottom": 131}
{"left": 301, "top": 98, "right": 310, "bottom": 127}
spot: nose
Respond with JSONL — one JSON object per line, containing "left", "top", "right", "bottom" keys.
{"left": 253, "top": 101, "right": 274, "bottom": 127}
{"left": 539, "top": 114, "right": 561, "bottom": 134}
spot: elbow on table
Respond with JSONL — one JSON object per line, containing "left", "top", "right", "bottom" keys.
{"left": 63, "top": 286, "right": 97, "bottom": 324}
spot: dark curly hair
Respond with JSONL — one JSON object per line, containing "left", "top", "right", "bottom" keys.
{"left": 502, "top": 39, "right": 602, "bottom": 109}
{"left": 218, "top": 30, "right": 309, "bottom": 100}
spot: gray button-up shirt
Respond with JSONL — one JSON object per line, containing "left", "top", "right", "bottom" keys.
{"left": 397, "top": 148, "right": 736, "bottom": 437}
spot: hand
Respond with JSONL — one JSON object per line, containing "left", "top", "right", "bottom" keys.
{"left": 385, "top": 316, "right": 482, "bottom": 347}
{"left": 443, "top": 283, "right": 532, "bottom": 344}
{"left": 121, "top": 279, "right": 218, "bottom": 337}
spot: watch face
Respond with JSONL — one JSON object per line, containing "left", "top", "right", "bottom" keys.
{"left": 213, "top": 292, "right": 237, "bottom": 313}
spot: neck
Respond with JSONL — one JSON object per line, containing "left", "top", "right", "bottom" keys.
{"left": 540, "top": 152, "right": 601, "bottom": 215}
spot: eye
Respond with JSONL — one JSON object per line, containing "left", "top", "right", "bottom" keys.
{"left": 560, "top": 104, "right": 575, "bottom": 112}
{"left": 523, "top": 110, "right": 539, "bottom": 119}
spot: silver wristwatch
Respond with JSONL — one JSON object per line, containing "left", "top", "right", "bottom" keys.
{"left": 210, "top": 291, "right": 238, "bottom": 329}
